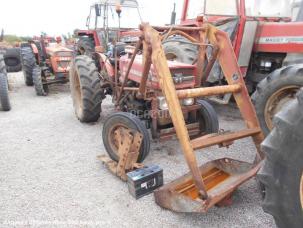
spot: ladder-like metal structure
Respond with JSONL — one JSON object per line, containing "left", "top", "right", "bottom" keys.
{"left": 138, "top": 23, "right": 265, "bottom": 212}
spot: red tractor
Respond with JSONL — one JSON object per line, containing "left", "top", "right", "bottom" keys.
{"left": 69, "top": 2, "right": 302, "bottom": 226}
{"left": 162, "top": 0, "right": 303, "bottom": 136}
{"left": 75, "top": 0, "right": 142, "bottom": 56}
{"left": 20, "top": 36, "right": 73, "bottom": 96}
{"left": 70, "top": 21, "right": 266, "bottom": 218}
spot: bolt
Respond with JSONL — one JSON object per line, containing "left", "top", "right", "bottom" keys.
{"left": 232, "top": 74, "right": 239, "bottom": 81}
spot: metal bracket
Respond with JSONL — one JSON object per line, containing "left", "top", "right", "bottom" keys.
{"left": 98, "top": 127, "right": 144, "bottom": 181}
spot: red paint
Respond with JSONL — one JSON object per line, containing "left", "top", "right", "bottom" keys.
{"left": 234, "top": 0, "right": 246, "bottom": 58}
{"left": 77, "top": 30, "right": 101, "bottom": 46}
{"left": 179, "top": 0, "right": 303, "bottom": 77}
{"left": 111, "top": 55, "right": 197, "bottom": 90}
{"left": 96, "top": 53, "right": 115, "bottom": 77}
{"left": 181, "top": 0, "right": 190, "bottom": 22}
{"left": 254, "top": 22, "right": 303, "bottom": 53}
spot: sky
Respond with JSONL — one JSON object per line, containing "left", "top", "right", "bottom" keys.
{"left": 0, "top": 0, "right": 298, "bottom": 37}
{"left": 0, "top": 0, "right": 182, "bottom": 37}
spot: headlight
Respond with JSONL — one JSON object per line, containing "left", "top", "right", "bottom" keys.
{"left": 182, "top": 98, "right": 194, "bottom": 106}
{"left": 158, "top": 97, "right": 194, "bottom": 110}
{"left": 158, "top": 97, "right": 168, "bottom": 110}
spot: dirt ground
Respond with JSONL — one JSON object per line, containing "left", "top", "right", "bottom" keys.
{"left": 0, "top": 72, "right": 275, "bottom": 227}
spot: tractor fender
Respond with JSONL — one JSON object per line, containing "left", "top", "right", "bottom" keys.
{"left": 95, "top": 53, "right": 115, "bottom": 77}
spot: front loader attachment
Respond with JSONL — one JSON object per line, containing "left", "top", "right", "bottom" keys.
{"left": 154, "top": 158, "right": 261, "bottom": 212}
{"left": 137, "top": 23, "right": 265, "bottom": 213}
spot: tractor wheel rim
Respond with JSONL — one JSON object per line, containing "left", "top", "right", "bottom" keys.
{"left": 300, "top": 172, "right": 303, "bottom": 209}
{"left": 73, "top": 69, "right": 83, "bottom": 112}
{"left": 108, "top": 124, "right": 129, "bottom": 157}
{"left": 264, "top": 86, "right": 299, "bottom": 131}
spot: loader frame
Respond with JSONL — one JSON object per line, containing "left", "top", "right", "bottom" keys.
{"left": 118, "top": 23, "right": 265, "bottom": 212}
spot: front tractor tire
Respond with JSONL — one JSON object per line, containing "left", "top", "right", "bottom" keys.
{"left": 32, "top": 66, "right": 48, "bottom": 96}
{"left": 197, "top": 100, "right": 219, "bottom": 135}
{"left": 258, "top": 89, "right": 303, "bottom": 228}
{"left": 102, "top": 112, "right": 151, "bottom": 163}
{"left": 70, "top": 55, "right": 104, "bottom": 123}
{"left": 252, "top": 65, "right": 303, "bottom": 136}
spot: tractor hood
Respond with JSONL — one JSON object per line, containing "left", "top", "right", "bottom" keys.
{"left": 120, "top": 55, "right": 196, "bottom": 90}
{"left": 45, "top": 44, "right": 73, "bottom": 56}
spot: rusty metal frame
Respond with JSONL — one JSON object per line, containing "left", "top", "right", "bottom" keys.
{"left": 134, "top": 23, "right": 265, "bottom": 211}
{"left": 98, "top": 127, "right": 143, "bottom": 181}
{"left": 100, "top": 22, "right": 265, "bottom": 212}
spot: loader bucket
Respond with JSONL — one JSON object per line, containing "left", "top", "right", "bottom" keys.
{"left": 154, "top": 158, "right": 261, "bottom": 213}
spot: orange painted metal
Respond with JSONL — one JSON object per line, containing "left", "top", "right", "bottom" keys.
{"left": 176, "top": 84, "right": 242, "bottom": 99}
{"left": 140, "top": 23, "right": 209, "bottom": 199}
{"left": 191, "top": 128, "right": 261, "bottom": 150}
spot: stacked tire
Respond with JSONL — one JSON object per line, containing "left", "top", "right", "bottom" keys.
{"left": 4, "top": 48, "right": 22, "bottom": 73}
{"left": 0, "top": 55, "right": 11, "bottom": 111}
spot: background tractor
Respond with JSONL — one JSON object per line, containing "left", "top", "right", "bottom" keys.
{"left": 20, "top": 36, "right": 73, "bottom": 96}
{"left": 0, "top": 54, "right": 11, "bottom": 111}
{"left": 75, "top": 0, "right": 142, "bottom": 57}
{"left": 162, "top": 0, "right": 303, "bottom": 136}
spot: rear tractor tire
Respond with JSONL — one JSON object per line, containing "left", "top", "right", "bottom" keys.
{"left": 0, "top": 55, "right": 11, "bottom": 111}
{"left": 162, "top": 36, "right": 198, "bottom": 64}
{"left": 20, "top": 46, "right": 36, "bottom": 86}
{"left": 258, "top": 89, "right": 303, "bottom": 228}
{"left": 70, "top": 55, "right": 104, "bottom": 123}
{"left": 252, "top": 65, "right": 303, "bottom": 136}
{"left": 102, "top": 112, "right": 150, "bottom": 163}
{"left": 77, "top": 37, "right": 95, "bottom": 56}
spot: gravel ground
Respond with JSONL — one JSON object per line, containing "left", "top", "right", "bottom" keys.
{"left": 0, "top": 72, "right": 275, "bottom": 228}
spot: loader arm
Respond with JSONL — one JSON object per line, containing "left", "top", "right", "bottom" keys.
{"left": 137, "top": 23, "right": 264, "bottom": 212}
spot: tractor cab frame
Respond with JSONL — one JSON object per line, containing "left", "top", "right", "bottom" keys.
{"left": 180, "top": 0, "right": 294, "bottom": 77}
{"left": 161, "top": 0, "right": 303, "bottom": 135}
{"left": 76, "top": 0, "right": 142, "bottom": 55}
